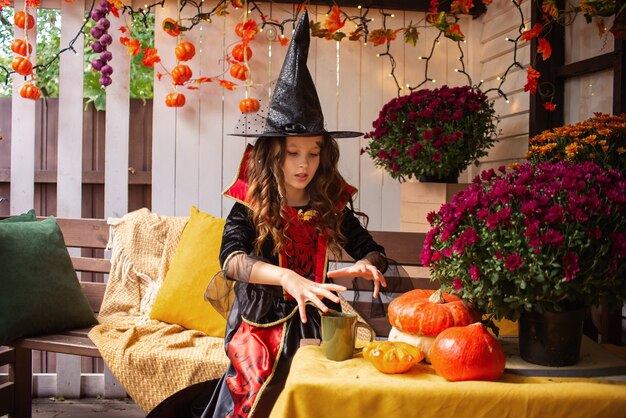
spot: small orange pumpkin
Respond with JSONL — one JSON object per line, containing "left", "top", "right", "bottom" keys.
{"left": 362, "top": 341, "right": 424, "bottom": 374}
{"left": 165, "top": 92, "right": 186, "bottom": 107}
{"left": 229, "top": 63, "right": 248, "bottom": 81}
{"left": 430, "top": 323, "right": 506, "bottom": 382}
{"left": 14, "top": 11, "right": 35, "bottom": 30}
{"left": 175, "top": 41, "right": 195, "bottom": 62}
{"left": 171, "top": 64, "right": 193, "bottom": 85}
{"left": 19, "top": 82, "right": 41, "bottom": 100}
{"left": 12, "top": 56, "right": 33, "bottom": 76}
{"left": 11, "top": 39, "right": 32, "bottom": 56}
{"left": 231, "top": 44, "right": 252, "bottom": 62}
{"left": 162, "top": 18, "right": 180, "bottom": 37}
{"left": 239, "top": 98, "right": 260, "bottom": 113}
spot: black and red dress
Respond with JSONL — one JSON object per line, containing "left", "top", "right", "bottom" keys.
{"left": 148, "top": 148, "right": 385, "bottom": 418}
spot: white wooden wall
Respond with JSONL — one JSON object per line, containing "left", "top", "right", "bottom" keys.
{"left": 468, "top": 0, "right": 615, "bottom": 180}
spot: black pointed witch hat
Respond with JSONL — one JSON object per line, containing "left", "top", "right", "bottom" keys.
{"left": 231, "top": 10, "right": 362, "bottom": 138}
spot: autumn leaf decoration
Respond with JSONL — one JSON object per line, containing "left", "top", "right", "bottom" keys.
{"left": 520, "top": 22, "right": 556, "bottom": 111}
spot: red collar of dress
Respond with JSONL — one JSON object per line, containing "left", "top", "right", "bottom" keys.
{"left": 223, "top": 144, "right": 357, "bottom": 210}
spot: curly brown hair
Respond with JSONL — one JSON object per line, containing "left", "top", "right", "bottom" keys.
{"left": 246, "top": 135, "right": 367, "bottom": 260}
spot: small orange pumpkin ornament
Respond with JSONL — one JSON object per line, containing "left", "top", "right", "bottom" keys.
{"left": 430, "top": 323, "right": 506, "bottom": 382}
{"left": 229, "top": 63, "right": 248, "bottom": 81}
{"left": 14, "top": 11, "right": 35, "bottom": 30}
{"left": 239, "top": 98, "right": 260, "bottom": 113}
{"left": 19, "top": 82, "right": 41, "bottom": 100}
{"left": 231, "top": 44, "right": 252, "bottom": 62}
{"left": 165, "top": 92, "right": 186, "bottom": 107}
{"left": 175, "top": 41, "right": 195, "bottom": 62}
{"left": 171, "top": 64, "right": 193, "bottom": 85}
{"left": 12, "top": 56, "right": 33, "bottom": 76}
{"left": 162, "top": 18, "right": 181, "bottom": 37}
{"left": 362, "top": 341, "right": 424, "bottom": 374}
{"left": 11, "top": 39, "right": 32, "bottom": 56}
{"left": 387, "top": 289, "right": 481, "bottom": 362}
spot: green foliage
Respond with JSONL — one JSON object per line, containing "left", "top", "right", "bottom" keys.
{"left": 0, "top": 7, "right": 154, "bottom": 108}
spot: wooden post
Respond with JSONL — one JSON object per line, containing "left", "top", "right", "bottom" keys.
{"left": 12, "top": 348, "right": 32, "bottom": 418}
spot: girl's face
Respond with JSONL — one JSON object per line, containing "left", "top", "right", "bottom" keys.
{"left": 280, "top": 135, "right": 322, "bottom": 206}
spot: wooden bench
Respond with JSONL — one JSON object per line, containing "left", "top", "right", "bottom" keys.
{"left": 0, "top": 217, "right": 110, "bottom": 418}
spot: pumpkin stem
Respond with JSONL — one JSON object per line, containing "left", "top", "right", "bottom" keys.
{"left": 428, "top": 289, "right": 445, "bottom": 304}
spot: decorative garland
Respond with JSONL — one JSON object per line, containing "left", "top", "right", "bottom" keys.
{"left": 1, "top": 0, "right": 624, "bottom": 112}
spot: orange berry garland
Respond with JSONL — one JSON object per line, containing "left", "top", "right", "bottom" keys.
{"left": 229, "top": 63, "right": 248, "bottom": 81}
{"left": 171, "top": 64, "right": 193, "bottom": 85}
{"left": 19, "top": 82, "right": 41, "bottom": 100}
{"left": 12, "top": 56, "right": 33, "bottom": 76}
{"left": 239, "top": 98, "right": 260, "bottom": 113}
{"left": 231, "top": 43, "right": 252, "bottom": 62}
{"left": 175, "top": 41, "right": 196, "bottom": 62}
{"left": 14, "top": 11, "right": 35, "bottom": 30}
{"left": 11, "top": 39, "right": 32, "bottom": 56}
{"left": 165, "top": 92, "right": 186, "bottom": 107}
{"left": 162, "top": 18, "right": 181, "bottom": 37}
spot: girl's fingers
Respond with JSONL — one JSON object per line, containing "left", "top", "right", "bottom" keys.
{"left": 372, "top": 279, "right": 380, "bottom": 299}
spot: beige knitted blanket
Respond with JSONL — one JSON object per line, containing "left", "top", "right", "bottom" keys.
{"left": 88, "top": 209, "right": 229, "bottom": 413}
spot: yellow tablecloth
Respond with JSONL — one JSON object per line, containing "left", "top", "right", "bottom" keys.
{"left": 272, "top": 346, "right": 626, "bottom": 418}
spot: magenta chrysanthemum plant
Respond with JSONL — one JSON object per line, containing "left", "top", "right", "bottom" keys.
{"left": 422, "top": 161, "right": 626, "bottom": 321}
{"left": 364, "top": 85, "right": 499, "bottom": 181}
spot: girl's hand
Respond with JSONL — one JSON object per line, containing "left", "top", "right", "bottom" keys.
{"left": 326, "top": 260, "right": 387, "bottom": 299}
{"left": 280, "top": 272, "right": 347, "bottom": 323}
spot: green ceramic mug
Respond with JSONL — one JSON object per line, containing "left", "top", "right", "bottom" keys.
{"left": 321, "top": 309, "right": 376, "bottom": 361}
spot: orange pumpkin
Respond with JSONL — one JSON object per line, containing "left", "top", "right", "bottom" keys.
{"left": 231, "top": 44, "right": 252, "bottom": 62}
{"left": 239, "top": 98, "right": 260, "bottom": 113}
{"left": 14, "top": 11, "right": 35, "bottom": 30}
{"left": 12, "top": 56, "right": 33, "bottom": 76}
{"left": 162, "top": 18, "right": 180, "bottom": 37}
{"left": 19, "top": 82, "right": 41, "bottom": 100}
{"left": 388, "top": 289, "right": 481, "bottom": 336}
{"left": 175, "top": 41, "right": 195, "bottom": 62}
{"left": 362, "top": 341, "right": 424, "bottom": 374}
{"left": 165, "top": 92, "right": 186, "bottom": 107}
{"left": 229, "top": 63, "right": 248, "bottom": 81}
{"left": 430, "top": 323, "right": 506, "bottom": 382}
{"left": 171, "top": 64, "right": 192, "bottom": 85}
{"left": 387, "top": 289, "right": 481, "bottom": 362}
{"left": 11, "top": 39, "right": 32, "bottom": 56}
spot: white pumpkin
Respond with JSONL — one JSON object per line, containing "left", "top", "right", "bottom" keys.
{"left": 388, "top": 326, "right": 437, "bottom": 363}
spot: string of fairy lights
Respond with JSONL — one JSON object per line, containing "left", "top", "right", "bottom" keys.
{"left": 0, "top": 0, "right": 583, "bottom": 105}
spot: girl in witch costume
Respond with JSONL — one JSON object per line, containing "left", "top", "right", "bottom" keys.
{"left": 147, "top": 11, "right": 388, "bottom": 418}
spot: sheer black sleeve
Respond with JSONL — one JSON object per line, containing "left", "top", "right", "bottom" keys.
{"left": 340, "top": 207, "right": 388, "bottom": 273}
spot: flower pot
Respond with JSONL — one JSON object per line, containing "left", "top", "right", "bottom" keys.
{"left": 400, "top": 181, "right": 469, "bottom": 232}
{"left": 418, "top": 170, "right": 460, "bottom": 184}
{"left": 518, "top": 307, "right": 587, "bottom": 366}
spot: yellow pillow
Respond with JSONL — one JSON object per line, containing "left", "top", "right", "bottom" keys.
{"left": 150, "top": 206, "right": 227, "bottom": 337}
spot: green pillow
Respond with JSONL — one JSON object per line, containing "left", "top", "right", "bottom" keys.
{"left": 0, "top": 216, "right": 98, "bottom": 345}
{"left": 0, "top": 209, "right": 36, "bottom": 223}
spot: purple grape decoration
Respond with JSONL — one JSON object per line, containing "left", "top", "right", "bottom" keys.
{"left": 99, "top": 76, "right": 112, "bottom": 87}
{"left": 100, "top": 65, "right": 113, "bottom": 77}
